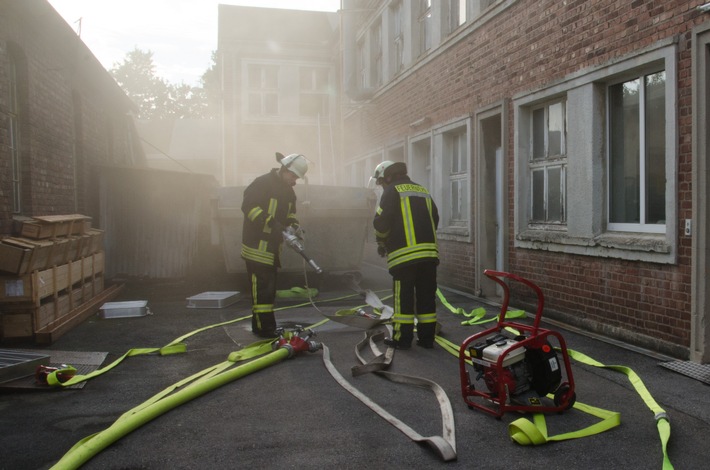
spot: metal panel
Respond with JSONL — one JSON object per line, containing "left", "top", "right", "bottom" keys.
{"left": 98, "top": 166, "right": 218, "bottom": 279}
{"left": 0, "top": 349, "right": 50, "bottom": 383}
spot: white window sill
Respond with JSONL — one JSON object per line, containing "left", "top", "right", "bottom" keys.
{"left": 515, "top": 229, "right": 674, "bottom": 263}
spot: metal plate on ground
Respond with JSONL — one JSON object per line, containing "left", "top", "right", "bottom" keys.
{"left": 186, "top": 291, "right": 240, "bottom": 309}
{"left": 99, "top": 300, "right": 149, "bottom": 319}
{"left": 0, "top": 349, "right": 50, "bottom": 384}
{"left": 659, "top": 360, "right": 710, "bottom": 385}
{"left": 0, "top": 349, "right": 108, "bottom": 390}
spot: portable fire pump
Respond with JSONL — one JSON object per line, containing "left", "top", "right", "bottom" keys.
{"left": 459, "top": 270, "right": 576, "bottom": 418}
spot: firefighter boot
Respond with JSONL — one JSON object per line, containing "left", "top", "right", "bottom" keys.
{"left": 416, "top": 322, "right": 436, "bottom": 349}
{"left": 385, "top": 322, "right": 413, "bottom": 349}
{"left": 252, "top": 311, "right": 277, "bottom": 338}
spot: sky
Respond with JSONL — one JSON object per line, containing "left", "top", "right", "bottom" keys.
{"left": 47, "top": 0, "right": 340, "bottom": 87}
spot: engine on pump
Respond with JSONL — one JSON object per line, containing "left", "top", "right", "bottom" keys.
{"left": 468, "top": 333, "right": 562, "bottom": 401}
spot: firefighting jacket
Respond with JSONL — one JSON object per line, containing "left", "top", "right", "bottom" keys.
{"left": 373, "top": 175, "right": 439, "bottom": 271}
{"left": 241, "top": 169, "right": 299, "bottom": 267}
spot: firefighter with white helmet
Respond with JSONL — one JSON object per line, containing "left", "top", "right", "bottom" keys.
{"left": 241, "top": 152, "right": 309, "bottom": 337}
{"left": 279, "top": 153, "right": 309, "bottom": 180}
{"left": 372, "top": 160, "right": 440, "bottom": 349}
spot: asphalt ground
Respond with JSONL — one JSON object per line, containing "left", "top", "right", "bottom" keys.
{"left": 1, "top": 255, "right": 709, "bottom": 470}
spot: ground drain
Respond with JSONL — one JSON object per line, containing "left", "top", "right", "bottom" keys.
{"left": 659, "top": 360, "right": 710, "bottom": 385}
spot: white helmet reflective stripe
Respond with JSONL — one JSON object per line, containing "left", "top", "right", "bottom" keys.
{"left": 279, "top": 153, "right": 308, "bottom": 179}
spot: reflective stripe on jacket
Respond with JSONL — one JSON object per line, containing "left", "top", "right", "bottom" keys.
{"left": 241, "top": 169, "right": 298, "bottom": 267}
{"left": 373, "top": 176, "right": 439, "bottom": 270}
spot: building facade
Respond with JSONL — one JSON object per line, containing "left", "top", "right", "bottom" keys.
{"left": 340, "top": 0, "right": 710, "bottom": 361}
{"left": 0, "top": 0, "right": 144, "bottom": 235}
{"left": 218, "top": 5, "right": 340, "bottom": 187}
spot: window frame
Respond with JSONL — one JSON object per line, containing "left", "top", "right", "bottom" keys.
{"left": 607, "top": 69, "right": 667, "bottom": 234}
{"left": 444, "top": 127, "right": 469, "bottom": 227}
{"left": 298, "top": 66, "right": 331, "bottom": 119}
{"left": 357, "top": 36, "right": 368, "bottom": 90}
{"left": 513, "top": 41, "right": 677, "bottom": 264}
{"left": 371, "top": 19, "right": 383, "bottom": 88}
{"left": 409, "top": 118, "right": 471, "bottom": 240}
{"left": 390, "top": 0, "right": 404, "bottom": 76}
{"left": 445, "top": 0, "right": 468, "bottom": 36}
{"left": 245, "top": 63, "right": 279, "bottom": 118}
{"left": 417, "top": 0, "right": 432, "bottom": 57}
{"left": 528, "top": 99, "right": 567, "bottom": 227}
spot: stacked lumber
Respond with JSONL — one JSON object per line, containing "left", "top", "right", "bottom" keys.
{"left": 0, "top": 214, "right": 120, "bottom": 343}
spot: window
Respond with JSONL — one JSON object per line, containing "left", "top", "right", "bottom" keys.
{"left": 411, "top": 136, "right": 432, "bottom": 189}
{"left": 608, "top": 70, "right": 666, "bottom": 232}
{"left": 447, "top": 0, "right": 467, "bottom": 34}
{"left": 445, "top": 128, "right": 469, "bottom": 227}
{"left": 391, "top": 1, "right": 404, "bottom": 75}
{"left": 357, "top": 37, "right": 368, "bottom": 89}
{"left": 8, "top": 53, "right": 22, "bottom": 213}
{"left": 418, "top": 0, "right": 432, "bottom": 56}
{"left": 529, "top": 100, "right": 566, "bottom": 224}
{"left": 371, "top": 20, "right": 383, "bottom": 88}
{"left": 247, "top": 64, "right": 278, "bottom": 116}
{"left": 299, "top": 67, "right": 330, "bottom": 118}
{"left": 410, "top": 120, "right": 470, "bottom": 238}
{"left": 514, "top": 44, "right": 677, "bottom": 264}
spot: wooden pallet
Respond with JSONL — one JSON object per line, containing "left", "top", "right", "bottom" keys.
{"left": 34, "top": 283, "right": 123, "bottom": 344}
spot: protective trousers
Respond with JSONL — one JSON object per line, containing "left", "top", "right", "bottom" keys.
{"left": 390, "top": 261, "right": 438, "bottom": 348}
{"left": 246, "top": 261, "right": 277, "bottom": 336}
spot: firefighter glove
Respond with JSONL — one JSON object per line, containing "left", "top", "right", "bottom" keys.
{"left": 289, "top": 223, "right": 304, "bottom": 239}
{"left": 269, "top": 217, "right": 285, "bottom": 234}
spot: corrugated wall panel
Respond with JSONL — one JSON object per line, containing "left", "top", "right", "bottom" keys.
{"left": 98, "top": 166, "right": 218, "bottom": 279}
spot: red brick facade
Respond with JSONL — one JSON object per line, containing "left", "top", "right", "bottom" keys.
{"left": 342, "top": 0, "right": 706, "bottom": 357}
{"left": 0, "top": 0, "right": 143, "bottom": 235}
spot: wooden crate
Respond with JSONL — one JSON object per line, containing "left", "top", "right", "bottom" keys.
{"left": 0, "top": 252, "right": 105, "bottom": 304}
{"left": 77, "top": 233, "right": 94, "bottom": 258}
{"left": 34, "top": 277, "right": 105, "bottom": 330}
{"left": 0, "top": 239, "right": 32, "bottom": 275}
{"left": 86, "top": 229, "right": 105, "bottom": 254}
{"left": 35, "top": 282, "right": 122, "bottom": 345}
{"left": 0, "top": 276, "right": 108, "bottom": 341}
{"left": 0, "top": 311, "right": 34, "bottom": 339}
{"left": 0, "top": 238, "right": 55, "bottom": 274}
{"left": 20, "top": 214, "right": 91, "bottom": 239}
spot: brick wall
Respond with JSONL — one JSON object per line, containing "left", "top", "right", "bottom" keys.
{"left": 344, "top": 0, "right": 704, "bottom": 355}
{"left": 0, "top": 1, "right": 142, "bottom": 235}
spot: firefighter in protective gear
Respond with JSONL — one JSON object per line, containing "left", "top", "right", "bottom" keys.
{"left": 373, "top": 161, "right": 439, "bottom": 349}
{"left": 241, "top": 152, "right": 308, "bottom": 337}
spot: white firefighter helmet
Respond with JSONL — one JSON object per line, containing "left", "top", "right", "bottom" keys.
{"left": 369, "top": 160, "right": 406, "bottom": 186}
{"left": 373, "top": 160, "right": 395, "bottom": 181}
{"left": 278, "top": 153, "right": 308, "bottom": 179}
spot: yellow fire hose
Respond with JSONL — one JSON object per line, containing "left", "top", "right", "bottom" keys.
{"left": 436, "top": 288, "right": 673, "bottom": 470}
{"left": 50, "top": 333, "right": 320, "bottom": 470}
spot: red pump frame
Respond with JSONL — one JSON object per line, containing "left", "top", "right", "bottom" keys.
{"left": 458, "top": 270, "right": 576, "bottom": 418}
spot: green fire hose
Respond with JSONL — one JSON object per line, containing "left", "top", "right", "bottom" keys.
{"left": 50, "top": 333, "right": 320, "bottom": 470}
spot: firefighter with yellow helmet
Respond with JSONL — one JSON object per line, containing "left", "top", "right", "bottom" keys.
{"left": 241, "top": 152, "right": 308, "bottom": 337}
{"left": 372, "top": 160, "right": 440, "bottom": 349}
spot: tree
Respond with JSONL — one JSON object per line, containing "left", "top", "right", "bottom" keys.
{"left": 110, "top": 47, "right": 218, "bottom": 119}
{"left": 200, "top": 51, "right": 221, "bottom": 119}
{"left": 110, "top": 48, "right": 171, "bottom": 119}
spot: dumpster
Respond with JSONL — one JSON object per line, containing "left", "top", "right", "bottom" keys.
{"left": 214, "top": 184, "right": 375, "bottom": 275}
